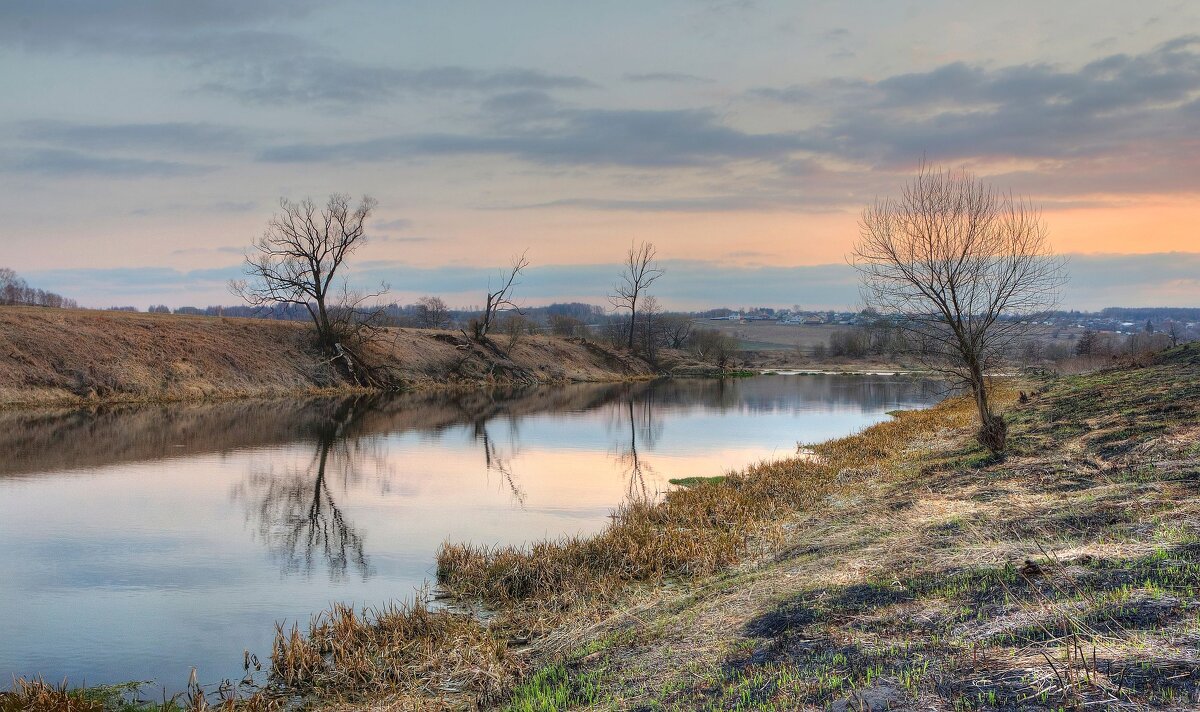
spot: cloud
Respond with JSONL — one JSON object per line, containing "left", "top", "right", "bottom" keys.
{"left": 3, "top": 149, "right": 214, "bottom": 178}
{"left": 369, "top": 235, "right": 431, "bottom": 244}
{"left": 495, "top": 194, "right": 830, "bottom": 213}
{"left": 374, "top": 218, "right": 414, "bottom": 231}
{"left": 623, "top": 72, "right": 714, "bottom": 84}
{"left": 20, "top": 121, "right": 249, "bottom": 153}
{"left": 211, "top": 201, "right": 258, "bottom": 213}
{"left": 354, "top": 254, "right": 1198, "bottom": 312}
{"left": 205, "top": 60, "right": 596, "bottom": 104}
{"left": 23, "top": 265, "right": 244, "bottom": 306}
{"left": 259, "top": 107, "right": 804, "bottom": 168}
{"left": 169, "top": 246, "right": 245, "bottom": 257}
{"left": 748, "top": 35, "right": 1200, "bottom": 190}
{"left": 23, "top": 253, "right": 1200, "bottom": 311}
{"left": 1, "top": 3, "right": 593, "bottom": 107}
{"left": 0, "top": 1, "right": 316, "bottom": 54}
{"left": 129, "top": 201, "right": 257, "bottom": 217}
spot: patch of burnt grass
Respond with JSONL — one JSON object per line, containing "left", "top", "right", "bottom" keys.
{"left": 829, "top": 582, "right": 916, "bottom": 611}
{"left": 1099, "top": 657, "right": 1200, "bottom": 703}
{"left": 1027, "top": 351, "right": 1200, "bottom": 456}
{"left": 716, "top": 548, "right": 1200, "bottom": 709}
{"left": 743, "top": 600, "right": 821, "bottom": 637}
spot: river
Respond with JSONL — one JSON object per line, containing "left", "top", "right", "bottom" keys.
{"left": 0, "top": 374, "right": 943, "bottom": 692}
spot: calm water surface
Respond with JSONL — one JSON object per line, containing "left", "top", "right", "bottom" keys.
{"left": 0, "top": 375, "right": 942, "bottom": 692}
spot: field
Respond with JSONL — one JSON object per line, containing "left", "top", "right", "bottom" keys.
{"left": 693, "top": 320, "right": 853, "bottom": 352}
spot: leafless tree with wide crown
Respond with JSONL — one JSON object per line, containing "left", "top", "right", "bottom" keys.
{"left": 851, "top": 163, "right": 1066, "bottom": 454}
{"left": 232, "top": 193, "right": 383, "bottom": 348}
{"left": 610, "top": 241, "right": 664, "bottom": 350}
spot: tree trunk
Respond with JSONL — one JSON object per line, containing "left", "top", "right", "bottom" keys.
{"left": 315, "top": 295, "right": 333, "bottom": 347}
{"left": 968, "top": 361, "right": 1006, "bottom": 454}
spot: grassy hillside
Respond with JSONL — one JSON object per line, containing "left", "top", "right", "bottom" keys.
{"left": 0, "top": 307, "right": 660, "bottom": 407}
{"left": 4, "top": 345, "right": 1197, "bottom": 711}
{"left": 495, "top": 344, "right": 1200, "bottom": 711}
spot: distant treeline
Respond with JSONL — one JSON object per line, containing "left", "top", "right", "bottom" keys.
{"left": 147, "top": 301, "right": 607, "bottom": 326}
{"left": 1096, "top": 307, "right": 1200, "bottom": 323}
{"left": 0, "top": 268, "right": 78, "bottom": 309}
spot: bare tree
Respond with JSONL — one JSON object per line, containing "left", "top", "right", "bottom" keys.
{"left": 640, "top": 295, "right": 661, "bottom": 359}
{"left": 0, "top": 267, "right": 77, "bottom": 308}
{"left": 688, "top": 328, "right": 738, "bottom": 369}
{"left": 610, "top": 241, "right": 664, "bottom": 350}
{"left": 472, "top": 252, "right": 530, "bottom": 340}
{"left": 1165, "top": 320, "right": 1183, "bottom": 348}
{"left": 549, "top": 314, "right": 584, "bottom": 337}
{"left": 415, "top": 295, "right": 450, "bottom": 328}
{"left": 231, "top": 194, "right": 382, "bottom": 349}
{"left": 0, "top": 268, "right": 19, "bottom": 305}
{"left": 852, "top": 164, "right": 1066, "bottom": 453}
{"left": 659, "top": 314, "right": 695, "bottom": 349}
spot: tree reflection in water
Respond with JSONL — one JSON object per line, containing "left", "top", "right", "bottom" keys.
{"left": 474, "top": 420, "right": 526, "bottom": 506}
{"left": 215, "top": 376, "right": 944, "bottom": 579}
{"left": 612, "top": 390, "right": 664, "bottom": 500}
{"left": 232, "top": 399, "right": 381, "bottom": 580}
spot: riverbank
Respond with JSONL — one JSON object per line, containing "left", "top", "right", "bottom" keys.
{"left": 494, "top": 345, "right": 1200, "bottom": 711}
{"left": 330, "top": 344, "right": 1200, "bottom": 710}
{"left": 0, "top": 307, "right": 666, "bottom": 408}
{"left": 5, "top": 345, "right": 1198, "bottom": 710}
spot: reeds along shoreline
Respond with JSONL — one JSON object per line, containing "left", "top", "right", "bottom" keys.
{"left": 1, "top": 386, "right": 988, "bottom": 711}
{"left": 9, "top": 347, "right": 1200, "bottom": 710}
{"left": 267, "top": 387, "right": 986, "bottom": 706}
{"left": 434, "top": 386, "right": 984, "bottom": 610}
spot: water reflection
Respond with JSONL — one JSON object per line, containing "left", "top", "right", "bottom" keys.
{"left": 611, "top": 398, "right": 662, "bottom": 499}
{"left": 233, "top": 419, "right": 373, "bottom": 579}
{"left": 0, "top": 374, "right": 944, "bottom": 691}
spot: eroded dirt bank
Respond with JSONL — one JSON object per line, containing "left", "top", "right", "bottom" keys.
{"left": 0, "top": 307, "right": 661, "bottom": 408}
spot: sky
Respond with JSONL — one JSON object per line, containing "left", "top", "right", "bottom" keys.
{"left": 0, "top": 0, "right": 1197, "bottom": 311}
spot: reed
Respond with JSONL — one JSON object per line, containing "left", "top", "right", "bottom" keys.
{"left": 268, "top": 595, "right": 511, "bottom": 705}
{"left": 0, "top": 678, "right": 106, "bottom": 712}
{"left": 433, "top": 389, "right": 992, "bottom": 609}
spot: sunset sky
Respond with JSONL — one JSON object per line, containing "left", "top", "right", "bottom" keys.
{"left": 1, "top": 1, "right": 1197, "bottom": 310}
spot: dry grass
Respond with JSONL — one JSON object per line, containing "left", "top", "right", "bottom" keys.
{"left": 233, "top": 362, "right": 992, "bottom": 710}
{"left": 248, "top": 371, "right": 1012, "bottom": 709}
{"left": 16, "top": 346, "right": 1197, "bottom": 711}
{"left": 268, "top": 595, "right": 512, "bottom": 708}
{"left": 0, "top": 307, "right": 657, "bottom": 408}
{"left": 497, "top": 345, "right": 1200, "bottom": 711}
{"left": 435, "top": 436, "right": 857, "bottom": 608}
{"left": 0, "top": 679, "right": 108, "bottom": 712}
{"left": 0, "top": 677, "right": 280, "bottom": 712}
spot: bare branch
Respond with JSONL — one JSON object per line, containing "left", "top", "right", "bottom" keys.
{"left": 474, "top": 251, "right": 530, "bottom": 340}
{"left": 850, "top": 162, "right": 1067, "bottom": 453}
{"left": 609, "top": 241, "right": 664, "bottom": 350}
{"left": 230, "top": 193, "right": 380, "bottom": 349}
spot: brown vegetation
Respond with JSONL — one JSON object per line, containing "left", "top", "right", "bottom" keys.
{"left": 6, "top": 343, "right": 1196, "bottom": 710}
{"left": 261, "top": 345, "right": 1195, "bottom": 711}
{"left": 0, "top": 307, "right": 661, "bottom": 408}
{"left": 853, "top": 163, "right": 1066, "bottom": 453}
